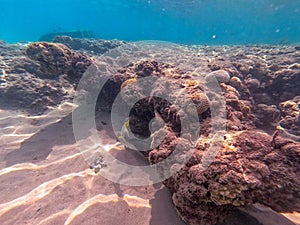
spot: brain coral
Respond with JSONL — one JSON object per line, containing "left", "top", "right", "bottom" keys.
{"left": 188, "top": 92, "right": 210, "bottom": 115}
{"left": 205, "top": 69, "right": 231, "bottom": 84}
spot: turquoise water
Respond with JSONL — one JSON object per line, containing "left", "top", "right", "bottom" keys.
{"left": 0, "top": 0, "right": 300, "bottom": 44}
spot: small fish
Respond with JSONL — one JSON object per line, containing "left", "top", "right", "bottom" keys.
{"left": 117, "top": 118, "right": 151, "bottom": 153}
{"left": 117, "top": 118, "right": 139, "bottom": 149}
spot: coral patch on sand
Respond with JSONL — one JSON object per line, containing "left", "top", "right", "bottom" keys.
{"left": 1, "top": 40, "right": 300, "bottom": 225}
{"left": 94, "top": 45, "right": 300, "bottom": 225}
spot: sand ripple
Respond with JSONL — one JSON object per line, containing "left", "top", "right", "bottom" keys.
{"left": 0, "top": 104, "right": 184, "bottom": 225}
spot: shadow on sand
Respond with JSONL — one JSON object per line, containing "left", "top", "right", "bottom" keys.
{"left": 5, "top": 113, "right": 75, "bottom": 166}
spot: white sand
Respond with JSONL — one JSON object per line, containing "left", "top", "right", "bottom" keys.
{"left": 0, "top": 103, "right": 185, "bottom": 225}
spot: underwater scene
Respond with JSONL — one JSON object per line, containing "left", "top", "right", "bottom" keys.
{"left": 0, "top": 0, "right": 300, "bottom": 225}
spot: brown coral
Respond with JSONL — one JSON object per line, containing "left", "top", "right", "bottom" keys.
{"left": 86, "top": 52, "right": 300, "bottom": 225}
{"left": 189, "top": 92, "right": 210, "bottom": 115}
{"left": 278, "top": 97, "right": 300, "bottom": 136}
{"left": 253, "top": 104, "right": 281, "bottom": 127}
{"left": 120, "top": 78, "right": 143, "bottom": 105}
{"left": 150, "top": 128, "right": 300, "bottom": 225}
{"left": 26, "top": 42, "right": 92, "bottom": 79}
{"left": 134, "top": 60, "right": 162, "bottom": 77}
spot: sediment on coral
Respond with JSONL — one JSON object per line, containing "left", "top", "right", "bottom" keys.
{"left": 53, "top": 36, "right": 126, "bottom": 55}
{"left": 1, "top": 40, "right": 300, "bottom": 224}
{"left": 94, "top": 44, "right": 300, "bottom": 225}
{"left": 26, "top": 42, "right": 92, "bottom": 80}
{"left": 0, "top": 41, "right": 74, "bottom": 114}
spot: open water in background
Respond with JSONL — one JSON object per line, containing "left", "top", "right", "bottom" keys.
{"left": 0, "top": 0, "right": 299, "bottom": 44}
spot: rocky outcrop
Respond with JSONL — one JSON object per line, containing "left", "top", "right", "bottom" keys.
{"left": 105, "top": 55, "right": 300, "bottom": 225}
{"left": 0, "top": 39, "right": 122, "bottom": 114}
{"left": 152, "top": 129, "right": 300, "bottom": 225}
{"left": 26, "top": 42, "right": 92, "bottom": 80}
{"left": 0, "top": 41, "right": 74, "bottom": 114}
{"left": 53, "top": 36, "right": 126, "bottom": 55}
{"left": 1, "top": 40, "right": 300, "bottom": 224}
{"left": 278, "top": 97, "right": 300, "bottom": 139}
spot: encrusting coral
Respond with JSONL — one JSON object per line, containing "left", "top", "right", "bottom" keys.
{"left": 278, "top": 97, "right": 300, "bottom": 137}
{"left": 26, "top": 42, "right": 92, "bottom": 80}
{"left": 106, "top": 59, "right": 300, "bottom": 225}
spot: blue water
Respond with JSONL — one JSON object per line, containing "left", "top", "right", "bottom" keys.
{"left": 0, "top": 0, "right": 300, "bottom": 44}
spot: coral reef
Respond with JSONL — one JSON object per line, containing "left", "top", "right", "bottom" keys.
{"left": 26, "top": 42, "right": 92, "bottom": 80}
{"left": 189, "top": 92, "right": 210, "bottom": 114}
{"left": 53, "top": 36, "right": 126, "bottom": 55}
{"left": 105, "top": 51, "right": 300, "bottom": 224}
{"left": 39, "top": 30, "right": 95, "bottom": 42}
{"left": 156, "top": 130, "right": 300, "bottom": 224}
{"left": 0, "top": 38, "right": 125, "bottom": 114}
{"left": 0, "top": 41, "right": 74, "bottom": 114}
{"left": 1, "top": 39, "right": 300, "bottom": 224}
{"left": 278, "top": 97, "right": 300, "bottom": 138}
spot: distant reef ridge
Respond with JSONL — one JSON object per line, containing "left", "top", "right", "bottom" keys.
{"left": 38, "top": 30, "right": 95, "bottom": 42}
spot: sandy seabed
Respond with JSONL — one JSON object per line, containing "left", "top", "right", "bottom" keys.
{"left": 0, "top": 102, "right": 186, "bottom": 225}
